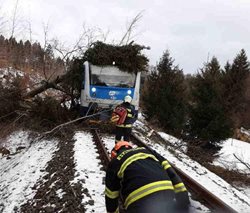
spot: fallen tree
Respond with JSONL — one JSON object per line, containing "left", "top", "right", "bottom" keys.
{"left": 23, "top": 76, "right": 64, "bottom": 99}
{"left": 22, "top": 42, "right": 149, "bottom": 102}
{"left": 84, "top": 41, "right": 149, "bottom": 73}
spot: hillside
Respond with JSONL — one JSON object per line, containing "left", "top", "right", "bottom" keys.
{"left": 0, "top": 36, "right": 64, "bottom": 77}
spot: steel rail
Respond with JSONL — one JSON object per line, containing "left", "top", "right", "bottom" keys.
{"left": 90, "top": 128, "right": 237, "bottom": 213}
{"left": 131, "top": 132, "right": 238, "bottom": 213}
{"left": 91, "top": 128, "right": 126, "bottom": 213}
{"left": 91, "top": 128, "right": 110, "bottom": 170}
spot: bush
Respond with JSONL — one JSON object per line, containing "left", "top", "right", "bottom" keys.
{"left": 27, "top": 96, "right": 76, "bottom": 130}
{"left": 0, "top": 79, "right": 22, "bottom": 120}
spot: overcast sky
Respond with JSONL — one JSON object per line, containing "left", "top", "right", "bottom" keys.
{"left": 1, "top": 0, "right": 250, "bottom": 74}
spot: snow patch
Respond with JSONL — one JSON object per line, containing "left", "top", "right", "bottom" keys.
{"left": 133, "top": 121, "right": 250, "bottom": 212}
{"left": 73, "top": 131, "right": 106, "bottom": 213}
{"left": 0, "top": 131, "right": 58, "bottom": 213}
{"left": 213, "top": 138, "right": 250, "bottom": 174}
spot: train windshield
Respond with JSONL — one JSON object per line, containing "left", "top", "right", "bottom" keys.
{"left": 90, "top": 65, "right": 136, "bottom": 88}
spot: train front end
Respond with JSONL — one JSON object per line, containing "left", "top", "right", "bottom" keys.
{"left": 80, "top": 61, "right": 140, "bottom": 116}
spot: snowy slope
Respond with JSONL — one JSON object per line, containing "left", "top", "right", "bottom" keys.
{"left": 0, "top": 131, "right": 58, "bottom": 213}
{"left": 134, "top": 120, "right": 250, "bottom": 212}
{"left": 1, "top": 122, "right": 250, "bottom": 212}
{"left": 213, "top": 138, "right": 250, "bottom": 173}
{"left": 0, "top": 67, "right": 43, "bottom": 89}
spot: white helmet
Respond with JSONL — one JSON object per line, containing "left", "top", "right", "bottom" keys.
{"left": 124, "top": 95, "right": 132, "bottom": 103}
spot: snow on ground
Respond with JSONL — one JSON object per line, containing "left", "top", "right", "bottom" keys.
{"left": 1, "top": 121, "right": 250, "bottom": 212}
{"left": 0, "top": 67, "right": 43, "bottom": 91}
{"left": 103, "top": 121, "right": 250, "bottom": 213}
{"left": 213, "top": 138, "right": 250, "bottom": 174}
{"left": 0, "top": 131, "right": 58, "bottom": 213}
{"left": 73, "top": 131, "right": 106, "bottom": 213}
{"left": 149, "top": 134, "right": 250, "bottom": 212}
{"left": 139, "top": 129, "right": 250, "bottom": 212}
{"left": 1, "top": 130, "right": 30, "bottom": 153}
{"left": 155, "top": 130, "right": 250, "bottom": 196}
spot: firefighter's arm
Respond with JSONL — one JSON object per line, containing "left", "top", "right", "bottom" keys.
{"left": 129, "top": 105, "right": 137, "bottom": 123}
{"left": 150, "top": 149, "right": 190, "bottom": 208}
{"left": 105, "top": 163, "right": 120, "bottom": 213}
{"left": 164, "top": 164, "right": 190, "bottom": 208}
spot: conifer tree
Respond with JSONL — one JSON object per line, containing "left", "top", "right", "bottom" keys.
{"left": 221, "top": 49, "right": 250, "bottom": 127}
{"left": 142, "top": 68, "right": 159, "bottom": 119}
{"left": 142, "top": 50, "right": 187, "bottom": 135}
{"left": 190, "top": 57, "right": 232, "bottom": 146}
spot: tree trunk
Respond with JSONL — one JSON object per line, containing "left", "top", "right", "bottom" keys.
{"left": 23, "top": 75, "right": 64, "bottom": 99}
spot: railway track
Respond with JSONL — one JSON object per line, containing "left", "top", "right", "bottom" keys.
{"left": 91, "top": 128, "right": 238, "bottom": 213}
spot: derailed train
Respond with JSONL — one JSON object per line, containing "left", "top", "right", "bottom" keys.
{"left": 80, "top": 61, "right": 141, "bottom": 117}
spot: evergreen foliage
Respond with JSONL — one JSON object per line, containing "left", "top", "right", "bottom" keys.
{"left": 142, "top": 50, "right": 187, "bottom": 135}
{"left": 221, "top": 49, "right": 250, "bottom": 127}
{"left": 0, "top": 78, "right": 22, "bottom": 119}
{"left": 0, "top": 34, "right": 64, "bottom": 75}
{"left": 142, "top": 68, "right": 159, "bottom": 119}
{"left": 83, "top": 41, "right": 149, "bottom": 73}
{"left": 190, "top": 57, "right": 233, "bottom": 146}
{"left": 29, "top": 96, "right": 74, "bottom": 128}
{"left": 60, "top": 58, "right": 84, "bottom": 105}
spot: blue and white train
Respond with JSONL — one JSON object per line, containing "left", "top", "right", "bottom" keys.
{"left": 80, "top": 61, "right": 141, "bottom": 116}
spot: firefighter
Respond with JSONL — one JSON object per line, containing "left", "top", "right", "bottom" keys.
{"left": 111, "top": 95, "right": 137, "bottom": 143}
{"left": 105, "top": 141, "right": 190, "bottom": 213}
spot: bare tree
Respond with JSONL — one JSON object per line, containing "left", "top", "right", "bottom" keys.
{"left": 0, "top": 7, "right": 8, "bottom": 35}
{"left": 42, "top": 21, "right": 50, "bottom": 80}
{"left": 10, "top": 0, "right": 20, "bottom": 38}
{"left": 23, "top": 24, "right": 108, "bottom": 99}
{"left": 119, "top": 11, "right": 144, "bottom": 45}
{"left": 27, "top": 20, "right": 32, "bottom": 44}
{"left": 52, "top": 24, "right": 107, "bottom": 62}
{"left": 8, "top": 0, "right": 28, "bottom": 40}
{"left": 22, "top": 11, "right": 146, "bottom": 100}
{"left": 24, "top": 18, "right": 33, "bottom": 71}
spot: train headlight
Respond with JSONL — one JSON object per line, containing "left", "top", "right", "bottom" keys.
{"left": 91, "top": 87, "right": 96, "bottom": 92}
{"left": 127, "top": 90, "right": 132, "bottom": 95}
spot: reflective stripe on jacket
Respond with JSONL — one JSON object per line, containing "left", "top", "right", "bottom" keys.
{"left": 124, "top": 180, "right": 174, "bottom": 208}
{"left": 105, "top": 147, "right": 188, "bottom": 212}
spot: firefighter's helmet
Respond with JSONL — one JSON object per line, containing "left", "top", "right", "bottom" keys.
{"left": 124, "top": 95, "right": 132, "bottom": 103}
{"left": 111, "top": 141, "right": 132, "bottom": 159}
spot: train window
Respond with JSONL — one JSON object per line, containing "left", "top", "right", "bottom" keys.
{"left": 90, "top": 65, "right": 136, "bottom": 88}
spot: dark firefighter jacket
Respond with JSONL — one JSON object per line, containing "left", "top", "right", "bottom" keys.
{"left": 105, "top": 147, "right": 189, "bottom": 213}
{"left": 115, "top": 102, "right": 137, "bottom": 128}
